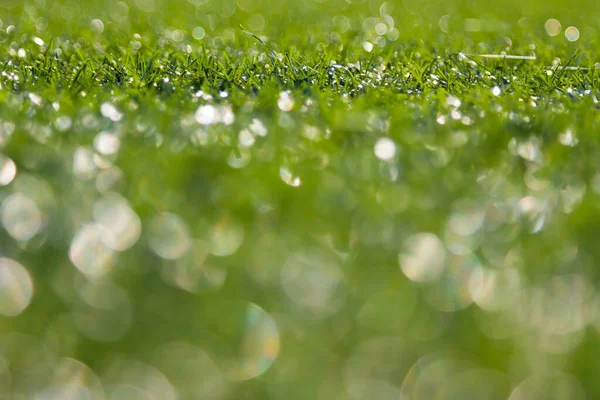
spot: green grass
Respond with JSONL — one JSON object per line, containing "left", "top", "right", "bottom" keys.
{"left": 1, "top": 0, "right": 600, "bottom": 398}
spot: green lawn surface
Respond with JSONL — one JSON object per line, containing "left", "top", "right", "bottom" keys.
{"left": 0, "top": 0, "right": 600, "bottom": 398}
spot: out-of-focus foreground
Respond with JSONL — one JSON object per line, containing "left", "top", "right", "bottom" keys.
{"left": 1, "top": 0, "right": 600, "bottom": 398}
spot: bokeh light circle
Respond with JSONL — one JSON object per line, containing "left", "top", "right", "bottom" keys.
{"left": 225, "top": 303, "right": 280, "bottom": 381}
{"left": 1, "top": 192, "right": 43, "bottom": 242}
{"left": 544, "top": 19, "right": 561, "bottom": 36}
{"left": 399, "top": 233, "right": 447, "bottom": 283}
{"left": 148, "top": 213, "right": 191, "bottom": 260}
{"left": 0, "top": 258, "right": 34, "bottom": 317}
{"left": 565, "top": 26, "right": 580, "bottom": 42}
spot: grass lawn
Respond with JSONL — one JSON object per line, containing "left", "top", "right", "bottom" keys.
{"left": 1, "top": 0, "right": 600, "bottom": 398}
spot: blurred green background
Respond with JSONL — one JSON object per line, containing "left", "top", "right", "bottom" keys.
{"left": 1, "top": 0, "right": 600, "bottom": 399}
{"left": 1, "top": 0, "right": 599, "bottom": 51}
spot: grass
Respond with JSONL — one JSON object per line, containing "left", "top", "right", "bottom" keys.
{"left": 1, "top": 0, "right": 600, "bottom": 398}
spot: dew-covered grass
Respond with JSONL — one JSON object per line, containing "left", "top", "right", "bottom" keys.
{"left": 1, "top": 0, "right": 600, "bottom": 398}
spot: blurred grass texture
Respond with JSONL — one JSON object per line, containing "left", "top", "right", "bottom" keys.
{"left": 1, "top": 0, "right": 600, "bottom": 399}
